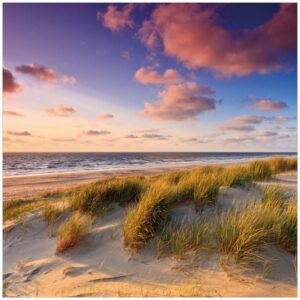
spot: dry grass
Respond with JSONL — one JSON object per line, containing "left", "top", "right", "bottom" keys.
{"left": 3, "top": 199, "right": 46, "bottom": 222}
{"left": 277, "top": 200, "right": 297, "bottom": 253}
{"left": 123, "top": 181, "right": 176, "bottom": 251}
{"left": 247, "top": 160, "right": 272, "bottom": 181}
{"left": 43, "top": 204, "right": 63, "bottom": 226}
{"left": 56, "top": 212, "right": 93, "bottom": 253}
{"left": 69, "top": 176, "right": 146, "bottom": 215}
{"left": 157, "top": 217, "right": 209, "bottom": 258}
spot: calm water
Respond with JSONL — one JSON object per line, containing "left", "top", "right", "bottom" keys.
{"left": 3, "top": 152, "right": 296, "bottom": 177}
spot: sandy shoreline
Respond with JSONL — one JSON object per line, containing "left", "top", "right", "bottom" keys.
{"left": 3, "top": 156, "right": 295, "bottom": 201}
{"left": 3, "top": 161, "right": 246, "bottom": 201}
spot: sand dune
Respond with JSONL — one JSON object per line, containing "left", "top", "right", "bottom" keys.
{"left": 3, "top": 175, "right": 297, "bottom": 297}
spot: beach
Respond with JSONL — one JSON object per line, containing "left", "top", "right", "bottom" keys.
{"left": 3, "top": 157, "right": 297, "bottom": 297}
{"left": 4, "top": 164, "right": 205, "bottom": 201}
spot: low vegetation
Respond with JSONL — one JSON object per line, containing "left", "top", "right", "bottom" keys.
{"left": 157, "top": 217, "right": 209, "bottom": 258}
{"left": 69, "top": 176, "right": 147, "bottom": 215}
{"left": 56, "top": 212, "right": 93, "bottom": 253}
{"left": 4, "top": 199, "right": 46, "bottom": 222}
{"left": 123, "top": 181, "right": 176, "bottom": 251}
{"left": 4, "top": 156, "right": 297, "bottom": 263}
{"left": 43, "top": 203, "right": 63, "bottom": 226}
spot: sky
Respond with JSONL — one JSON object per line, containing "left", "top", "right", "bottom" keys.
{"left": 3, "top": 3, "right": 297, "bottom": 152}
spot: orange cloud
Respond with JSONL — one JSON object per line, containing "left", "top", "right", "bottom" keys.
{"left": 45, "top": 104, "right": 76, "bottom": 117}
{"left": 4, "top": 110, "right": 24, "bottom": 117}
{"left": 250, "top": 98, "right": 287, "bottom": 111}
{"left": 3, "top": 68, "right": 24, "bottom": 94}
{"left": 98, "top": 113, "right": 114, "bottom": 120}
{"left": 97, "top": 4, "right": 135, "bottom": 33}
{"left": 61, "top": 75, "right": 77, "bottom": 85}
{"left": 16, "top": 64, "right": 56, "bottom": 82}
{"left": 140, "top": 82, "right": 216, "bottom": 121}
{"left": 139, "top": 4, "right": 296, "bottom": 77}
{"left": 134, "top": 67, "right": 183, "bottom": 85}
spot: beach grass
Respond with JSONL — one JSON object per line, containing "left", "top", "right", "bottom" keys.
{"left": 157, "top": 217, "right": 209, "bottom": 258}
{"left": 123, "top": 181, "right": 176, "bottom": 251}
{"left": 4, "top": 156, "right": 297, "bottom": 260}
{"left": 43, "top": 203, "right": 63, "bottom": 226}
{"left": 56, "top": 212, "right": 93, "bottom": 253}
{"left": 277, "top": 200, "right": 297, "bottom": 253}
{"left": 248, "top": 160, "right": 272, "bottom": 181}
{"left": 3, "top": 199, "right": 46, "bottom": 222}
{"left": 69, "top": 176, "right": 147, "bottom": 215}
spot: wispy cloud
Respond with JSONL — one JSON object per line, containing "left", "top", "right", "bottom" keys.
{"left": 98, "top": 113, "right": 114, "bottom": 120}
{"left": 218, "top": 115, "right": 266, "bottom": 131}
{"left": 45, "top": 104, "right": 76, "bottom": 117}
{"left": 61, "top": 75, "right": 77, "bottom": 85}
{"left": 16, "top": 64, "right": 56, "bottom": 82}
{"left": 97, "top": 4, "right": 135, "bottom": 33}
{"left": 83, "top": 130, "right": 111, "bottom": 136}
{"left": 7, "top": 130, "right": 31, "bottom": 136}
{"left": 141, "top": 133, "right": 171, "bottom": 140}
{"left": 249, "top": 97, "right": 287, "bottom": 111}
{"left": 124, "top": 134, "right": 139, "bottom": 139}
{"left": 4, "top": 110, "right": 24, "bottom": 117}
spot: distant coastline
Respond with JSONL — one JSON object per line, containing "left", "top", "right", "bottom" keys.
{"left": 3, "top": 152, "right": 296, "bottom": 177}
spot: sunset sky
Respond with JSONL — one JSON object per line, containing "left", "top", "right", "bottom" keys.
{"left": 3, "top": 3, "right": 297, "bottom": 152}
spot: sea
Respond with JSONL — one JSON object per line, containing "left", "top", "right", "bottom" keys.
{"left": 3, "top": 152, "right": 296, "bottom": 177}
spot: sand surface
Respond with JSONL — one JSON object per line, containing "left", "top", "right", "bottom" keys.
{"left": 3, "top": 172, "right": 297, "bottom": 297}
{"left": 3, "top": 164, "right": 204, "bottom": 201}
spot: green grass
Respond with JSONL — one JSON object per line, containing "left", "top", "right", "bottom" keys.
{"left": 3, "top": 199, "right": 46, "bottom": 222}
{"left": 277, "top": 200, "right": 297, "bottom": 253}
{"left": 221, "top": 166, "right": 253, "bottom": 188}
{"left": 43, "top": 203, "right": 63, "bottom": 226}
{"left": 56, "top": 212, "right": 93, "bottom": 253}
{"left": 157, "top": 217, "right": 208, "bottom": 258}
{"left": 69, "top": 176, "right": 147, "bottom": 215}
{"left": 123, "top": 181, "right": 176, "bottom": 251}
{"left": 261, "top": 185, "right": 289, "bottom": 208}
{"left": 247, "top": 160, "right": 272, "bottom": 181}
{"left": 268, "top": 157, "right": 288, "bottom": 174}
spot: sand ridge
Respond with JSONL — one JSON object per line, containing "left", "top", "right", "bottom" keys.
{"left": 3, "top": 177, "right": 297, "bottom": 297}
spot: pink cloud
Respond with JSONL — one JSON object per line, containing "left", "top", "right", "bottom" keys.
{"left": 250, "top": 98, "right": 287, "bottom": 111}
{"left": 16, "top": 64, "right": 56, "bottom": 82}
{"left": 218, "top": 115, "right": 265, "bottom": 131}
{"left": 7, "top": 130, "right": 31, "bottom": 136}
{"left": 139, "top": 4, "right": 296, "bottom": 77}
{"left": 45, "top": 104, "right": 76, "bottom": 117}
{"left": 273, "top": 115, "right": 288, "bottom": 123}
{"left": 61, "top": 75, "right": 77, "bottom": 85}
{"left": 134, "top": 67, "right": 183, "bottom": 85}
{"left": 83, "top": 130, "right": 111, "bottom": 136}
{"left": 140, "top": 82, "right": 216, "bottom": 121}
{"left": 4, "top": 110, "right": 24, "bottom": 117}
{"left": 97, "top": 4, "right": 135, "bottom": 33}
{"left": 224, "top": 115, "right": 265, "bottom": 125}
{"left": 98, "top": 113, "right": 114, "bottom": 120}
{"left": 3, "top": 68, "right": 24, "bottom": 94}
